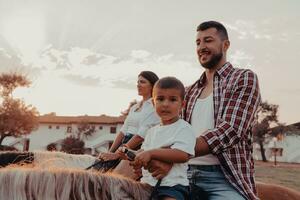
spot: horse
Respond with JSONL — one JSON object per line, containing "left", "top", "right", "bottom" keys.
{"left": 0, "top": 151, "right": 299, "bottom": 200}
{"left": 0, "top": 151, "right": 151, "bottom": 200}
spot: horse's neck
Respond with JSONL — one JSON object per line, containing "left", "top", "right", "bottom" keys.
{"left": 33, "top": 151, "right": 96, "bottom": 169}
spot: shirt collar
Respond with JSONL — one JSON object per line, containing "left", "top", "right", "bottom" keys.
{"left": 197, "top": 62, "right": 233, "bottom": 87}
{"left": 215, "top": 62, "right": 233, "bottom": 79}
{"left": 145, "top": 98, "right": 153, "bottom": 104}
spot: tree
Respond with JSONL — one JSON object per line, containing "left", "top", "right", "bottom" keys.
{"left": 253, "top": 101, "right": 279, "bottom": 162}
{"left": 76, "top": 120, "right": 96, "bottom": 140}
{"left": 61, "top": 136, "right": 85, "bottom": 154}
{"left": 0, "top": 72, "right": 39, "bottom": 146}
{"left": 58, "top": 120, "right": 95, "bottom": 154}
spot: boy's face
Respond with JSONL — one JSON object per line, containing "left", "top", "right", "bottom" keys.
{"left": 153, "top": 87, "right": 185, "bottom": 125}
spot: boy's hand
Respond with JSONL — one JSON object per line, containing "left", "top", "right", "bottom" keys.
{"left": 134, "top": 150, "right": 152, "bottom": 167}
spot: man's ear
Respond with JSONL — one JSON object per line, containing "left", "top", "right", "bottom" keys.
{"left": 223, "top": 40, "right": 230, "bottom": 52}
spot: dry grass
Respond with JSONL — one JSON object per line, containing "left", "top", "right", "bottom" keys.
{"left": 255, "top": 160, "right": 300, "bottom": 191}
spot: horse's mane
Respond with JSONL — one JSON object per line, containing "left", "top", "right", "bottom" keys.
{"left": 33, "top": 150, "right": 96, "bottom": 169}
{"left": 1, "top": 151, "right": 299, "bottom": 200}
{"left": 0, "top": 163, "right": 151, "bottom": 199}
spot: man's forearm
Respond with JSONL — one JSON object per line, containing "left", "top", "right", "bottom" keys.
{"left": 195, "top": 136, "right": 211, "bottom": 157}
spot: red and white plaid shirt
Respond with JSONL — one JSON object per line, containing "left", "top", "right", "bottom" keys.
{"left": 183, "top": 62, "right": 261, "bottom": 200}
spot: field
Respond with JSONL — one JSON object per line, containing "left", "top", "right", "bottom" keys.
{"left": 255, "top": 160, "right": 300, "bottom": 191}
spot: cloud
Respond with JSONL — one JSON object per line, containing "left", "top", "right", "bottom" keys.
{"left": 111, "top": 79, "right": 136, "bottom": 90}
{"left": 0, "top": 48, "right": 41, "bottom": 78}
{"left": 39, "top": 47, "right": 199, "bottom": 84}
{"left": 81, "top": 54, "right": 103, "bottom": 65}
{"left": 130, "top": 50, "right": 151, "bottom": 59}
{"left": 2, "top": 45, "right": 201, "bottom": 90}
{"left": 40, "top": 46, "right": 118, "bottom": 71}
{"left": 62, "top": 74, "right": 101, "bottom": 87}
{"left": 226, "top": 20, "right": 273, "bottom": 41}
{"left": 229, "top": 50, "right": 253, "bottom": 66}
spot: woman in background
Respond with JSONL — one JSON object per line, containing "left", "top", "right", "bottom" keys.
{"left": 98, "top": 71, "right": 160, "bottom": 162}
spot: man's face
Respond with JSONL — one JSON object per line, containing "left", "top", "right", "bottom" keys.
{"left": 153, "top": 87, "right": 184, "bottom": 125}
{"left": 196, "top": 27, "right": 225, "bottom": 69}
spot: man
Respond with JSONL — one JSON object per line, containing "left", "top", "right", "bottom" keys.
{"left": 148, "top": 21, "right": 261, "bottom": 200}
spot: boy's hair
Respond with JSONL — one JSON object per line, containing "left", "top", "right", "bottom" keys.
{"left": 153, "top": 77, "right": 185, "bottom": 100}
{"left": 197, "top": 21, "right": 228, "bottom": 41}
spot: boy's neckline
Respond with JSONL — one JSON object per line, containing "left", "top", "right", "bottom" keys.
{"left": 160, "top": 118, "right": 180, "bottom": 126}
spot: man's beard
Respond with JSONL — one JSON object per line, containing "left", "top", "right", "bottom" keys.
{"left": 201, "top": 52, "right": 223, "bottom": 69}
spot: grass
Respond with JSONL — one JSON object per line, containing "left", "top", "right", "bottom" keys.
{"left": 255, "top": 160, "right": 300, "bottom": 191}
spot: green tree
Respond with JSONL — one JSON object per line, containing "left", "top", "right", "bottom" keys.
{"left": 253, "top": 101, "right": 279, "bottom": 162}
{"left": 0, "top": 72, "right": 38, "bottom": 145}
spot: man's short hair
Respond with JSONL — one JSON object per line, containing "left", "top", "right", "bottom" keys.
{"left": 153, "top": 77, "right": 185, "bottom": 100}
{"left": 197, "top": 21, "right": 228, "bottom": 41}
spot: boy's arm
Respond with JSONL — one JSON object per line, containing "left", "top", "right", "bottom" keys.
{"left": 135, "top": 148, "right": 189, "bottom": 167}
{"left": 150, "top": 148, "right": 190, "bottom": 163}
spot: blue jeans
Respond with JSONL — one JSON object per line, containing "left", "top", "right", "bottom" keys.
{"left": 188, "top": 165, "right": 246, "bottom": 200}
{"left": 155, "top": 184, "right": 189, "bottom": 200}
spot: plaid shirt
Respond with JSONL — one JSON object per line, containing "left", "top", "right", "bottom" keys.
{"left": 183, "top": 62, "right": 261, "bottom": 200}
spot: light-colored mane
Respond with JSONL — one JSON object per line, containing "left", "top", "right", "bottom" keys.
{"left": 0, "top": 153, "right": 152, "bottom": 200}
{"left": 33, "top": 151, "right": 96, "bottom": 169}
{"left": 0, "top": 151, "right": 299, "bottom": 200}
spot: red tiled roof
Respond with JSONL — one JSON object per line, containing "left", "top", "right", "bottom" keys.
{"left": 38, "top": 114, "right": 125, "bottom": 124}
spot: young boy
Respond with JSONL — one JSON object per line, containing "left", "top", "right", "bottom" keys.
{"left": 133, "top": 77, "right": 196, "bottom": 200}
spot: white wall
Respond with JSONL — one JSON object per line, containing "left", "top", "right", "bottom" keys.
{"left": 254, "top": 135, "right": 300, "bottom": 163}
{"left": 4, "top": 123, "right": 123, "bottom": 152}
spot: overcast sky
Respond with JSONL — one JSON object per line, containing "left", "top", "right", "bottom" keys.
{"left": 0, "top": 0, "right": 299, "bottom": 124}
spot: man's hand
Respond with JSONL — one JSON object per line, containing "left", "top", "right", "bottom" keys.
{"left": 146, "top": 160, "right": 172, "bottom": 179}
{"left": 134, "top": 150, "right": 152, "bottom": 167}
{"left": 129, "top": 160, "right": 143, "bottom": 177}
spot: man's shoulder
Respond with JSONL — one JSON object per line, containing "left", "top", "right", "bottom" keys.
{"left": 225, "top": 66, "right": 259, "bottom": 87}
{"left": 231, "top": 65, "right": 258, "bottom": 79}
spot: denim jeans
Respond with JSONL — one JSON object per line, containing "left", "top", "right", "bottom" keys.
{"left": 188, "top": 165, "right": 246, "bottom": 200}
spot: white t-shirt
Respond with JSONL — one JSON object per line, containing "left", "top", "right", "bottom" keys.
{"left": 120, "top": 98, "right": 160, "bottom": 137}
{"left": 141, "top": 119, "right": 196, "bottom": 186}
{"left": 189, "top": 94, "right": 220, "bottom": 165}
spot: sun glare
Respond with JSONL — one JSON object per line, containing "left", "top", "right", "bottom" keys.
{"left": 2, "top": 14, "right": 46, "bottom": 63}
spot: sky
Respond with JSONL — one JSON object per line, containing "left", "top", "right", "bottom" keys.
{"left": 0, "top": 0, "right": 299, "bottom": 124}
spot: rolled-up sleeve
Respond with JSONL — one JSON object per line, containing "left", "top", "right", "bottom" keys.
{"left": 202, "top": 70, "right": 261, "bottom": 154}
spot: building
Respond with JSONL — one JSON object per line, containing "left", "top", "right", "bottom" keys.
{"left": 254, "top": 122, "right": 300, "bottom": 163}
{"left": 3, "top": 114, "right": 125, "bottom": 155}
